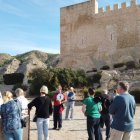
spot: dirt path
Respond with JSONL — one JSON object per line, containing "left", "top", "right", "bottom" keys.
{"left": 29, "top": 105, "right": 140, "bottom": 140}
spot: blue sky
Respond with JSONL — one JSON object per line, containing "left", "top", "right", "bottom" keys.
{"left": 0, "top": 0, "right": 139, "bottom": 56}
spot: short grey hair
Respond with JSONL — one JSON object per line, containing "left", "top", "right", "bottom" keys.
{"left": 15, "top": 88, "right": 24, "bottom": 97}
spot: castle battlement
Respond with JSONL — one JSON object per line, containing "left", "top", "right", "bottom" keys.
{"left": 98, "top": 0, "right": 138, "bottom": 14}
{"left": 61, "top": 0, "right": 139, "bottom": 18}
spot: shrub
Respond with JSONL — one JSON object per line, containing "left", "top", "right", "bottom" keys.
{"left": 29, "top": 68, "right": 89, "bottom": 96}
{"left": 92, "top": 72, "right": 101, "bottom": 83}
{"left": 3, "top": 73, "right": 24, "bottom": 85}
{"left": 48, "top": 91, "right": 56, "bottom": 99}
{"left": 95, "top": 89, "right": 102, "bottom": 97}
{"left": 12, "top": 83, "right": 28, "bottom": 91}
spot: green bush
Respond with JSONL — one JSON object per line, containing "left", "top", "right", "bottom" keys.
{"left": 130, "top": 89, "right": 140, "bottom": 103}
{"left": 48, "top": 91, "right": 56, "bottom": 99}
{"left": 95, "top": 89, "right": 102, "bottom": 97}
{"left": 28, "top": 68, "right": 90, "bottom": 96}
{"left": 12, "top": 83, "right": 28, "bottom": 91}
{"left": 92, "top": 72, "right": 101, "bottom": 83}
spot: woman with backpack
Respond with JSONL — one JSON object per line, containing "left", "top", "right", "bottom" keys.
{"left": 0, "top": 91, "right": 23, "bottom": 140}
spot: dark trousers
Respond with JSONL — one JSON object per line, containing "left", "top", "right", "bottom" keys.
{"left": 87, "top": 116, "right": 102, "bottom": 140}
{"left": 53, "top": 106, "right": 62, "bottom": 128}
{"left": 100, "top": 114, "right": 111, "bottom": 139}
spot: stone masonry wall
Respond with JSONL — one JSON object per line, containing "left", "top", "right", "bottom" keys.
{"left": 59, "top": 0, "right": 140, "bottom": 71}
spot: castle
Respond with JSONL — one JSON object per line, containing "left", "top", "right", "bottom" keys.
{"left": 59, "top": 0, "right": 140, "bottom": 71}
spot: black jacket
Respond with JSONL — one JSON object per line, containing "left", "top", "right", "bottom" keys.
{"left": 28, "top": 96, "right": 52, "bottom": 118}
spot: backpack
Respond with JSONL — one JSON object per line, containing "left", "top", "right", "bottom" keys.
{"left": 101, "top": 97, "right": 111, "bottom": 114}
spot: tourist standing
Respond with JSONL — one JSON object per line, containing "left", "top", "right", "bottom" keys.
{"left": 28, "top": 85, "right": 52, "bottom": 140}
{"left": 109, "top": 81, "right": 136, "bottom": 140}
{"left": 82, "top": 88, "right": 102, "bottom": 140}
{"left": 52, "top": 85, "right": 66, "bottom": 130}
{"left": 15, "top": 88, "right": 29, "bottom": 115}
{"left": 0, "top": 91, "right": 23, "bottom": 140}
{"left": 65, "top": 87, "right": 76, "bottom": 120}
{"left": 100, "top": 89, "right": 112, "bottom": 140}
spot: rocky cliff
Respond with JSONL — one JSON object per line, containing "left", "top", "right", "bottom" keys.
{"left": 0, "top": 51, "right": 60, "bottom": 84}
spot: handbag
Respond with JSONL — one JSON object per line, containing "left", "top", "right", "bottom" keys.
{"left": 32, "top": 97, "right": 47, "bottom": 122}
{"left": 21, "top": 118, "right": 27, "bottom": 127}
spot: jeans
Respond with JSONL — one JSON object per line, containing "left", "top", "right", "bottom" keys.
{"left": 100, "top": 114, "right": 111, "bottom": 139}
{"left": 4, "top": 128, "right": 23, "bottom": 140}
{"left": 87, "top": 116, "right": 102, "bottom": 140}
{"left": 36, "top": 118, "right": 50, "bottom": 140}
{"left": 53, "top": 106, "right": 62, "bottom": 128}
{"left": 65, "top": 101, "right": 75, "bottom": 119}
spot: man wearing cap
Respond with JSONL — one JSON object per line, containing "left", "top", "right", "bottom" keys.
{"left": 109, "top": 81, "right": 136, "bottom": 140}
{"left": 28, "top": 85, "right": 52, "bottom": 140}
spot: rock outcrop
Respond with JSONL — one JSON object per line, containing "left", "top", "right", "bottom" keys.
{"left": 0, "top": 50, "right": 60, "bottom": 84}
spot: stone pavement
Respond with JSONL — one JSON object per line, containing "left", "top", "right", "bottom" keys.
{"left": 29, "top": 105, "right": 140, "bottom": 140}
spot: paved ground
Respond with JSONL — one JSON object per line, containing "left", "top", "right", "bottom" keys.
{"left": 29, "top": 105, "right": 140, "bottom": 140}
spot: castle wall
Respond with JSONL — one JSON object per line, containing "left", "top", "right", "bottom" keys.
{"left": 60, "top": 0, "right": 140, "bottom": 70}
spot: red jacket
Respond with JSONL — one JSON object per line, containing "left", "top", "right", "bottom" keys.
{"left": 53, "top": 92, "right": 66, "bottom": 113}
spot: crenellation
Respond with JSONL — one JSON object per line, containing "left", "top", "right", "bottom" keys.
{"left": 106, "top": 5, "right": 111, "bottom": 12}
{"left": 131, "top": 0, "right": 137, "bottom": 7}
{"left": 61, "top": 0, "right": 140, "bottom": 18}
{"left": 121, "top": 2, "right": 127, "bottom": 9}
{"left": 114, "top": 4, "right": 119, "bottom": 10}
{"left": 99, "top": 7, "right": 104, "bottom": 13}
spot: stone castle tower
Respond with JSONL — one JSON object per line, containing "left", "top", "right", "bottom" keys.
{"left": 59, "top": 0, "right": 140, "bottom": 71}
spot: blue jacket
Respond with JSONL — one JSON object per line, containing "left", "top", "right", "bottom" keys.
{"left": 109, "top": 93, "right": 136, "bottom": 132}
{"left": 0, "top": 100, "right": 22, "bottom": 132}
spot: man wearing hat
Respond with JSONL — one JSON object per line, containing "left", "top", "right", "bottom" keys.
{"left": 28, "top": 85, "right": 52, "bottom": 140}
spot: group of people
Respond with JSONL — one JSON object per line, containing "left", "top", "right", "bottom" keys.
{"left": 0, "top": 81, "right": 136, "bottom": 140}
{"left": 0, "top": 85, "right": 76, "bottom": 140}
{"left": 82, "top": 81, "right": 136, "bottom": 140}
{"left": 0, "top": 88, "right": 29, "bottom": 140}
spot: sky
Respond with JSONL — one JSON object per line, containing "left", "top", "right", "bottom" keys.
{"left": 0, "top": 0, "right": 140, "bottom": 56}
